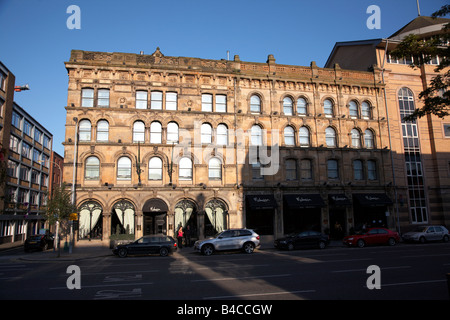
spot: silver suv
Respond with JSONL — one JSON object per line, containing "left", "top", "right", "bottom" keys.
{"left": 194, "top": 229, "right": 260, "bottom": 256}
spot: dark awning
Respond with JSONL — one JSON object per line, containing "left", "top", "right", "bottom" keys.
{"left": 246, "top": 195, "right": 278, "bottom": 210}
{"left": 143, "top": 198, "right": 169, "bottom": 213}
{"left": 284, "top": 194, "right": 325, "bottom": 209}
{"left": 329, "top": 194, "right": 352, "bottom": 206}
{"left": 353, "top": 193, "right": 393, "bottom": 207}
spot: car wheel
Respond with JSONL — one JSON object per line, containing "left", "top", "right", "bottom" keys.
{"left": 318, "top": 241, "right": 326, "bottom": 249}
{"left": 202, "top": 244, "right": 214, "bottom": 256}
{"left": 388, "top": 238, "right": 396, "bottom": 246}
{"left": 159, "top": 247, "right": 169, "bottom": 257}
{"left": 243, "top": 242, "right": 255, "bottom": 254}
{"left": 287, "top": 243, "right": 294, "bottom": 251}
{"left": 443, "top": 235, "right": 449, "bottom": 243}
{"left": 419, "top": 236, "right": 426, "bottom": 244}
{"left": 118, "top": 248, "right": 128, "bottom": 258}
{"left": 357, "top": 239, "right": 365, "bottom": 248}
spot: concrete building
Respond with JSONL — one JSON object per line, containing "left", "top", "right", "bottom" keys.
{"left": 325, "top": 16, "right": 450, "bottom": 232}
{"left": 64, "top": 48, "right": 396, "bottom": 245}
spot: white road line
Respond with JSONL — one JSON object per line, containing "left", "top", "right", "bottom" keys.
{"left": 49, "top": 282, "right": 154, "bottom": 290}
{"left": 332, "top": 266, "right": 411, "bottom": 273}
{"left": 191, "top": 273, "right": 291, "bottom": 282}
{"left": 205, "top": 289, "right": 316, "bottom": 300}
{"left": 368, "top": 279, "right": 447, "bottom": 288}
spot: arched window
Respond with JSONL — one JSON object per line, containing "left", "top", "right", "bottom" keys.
{"left": 85, "top": 156, "right": 100, "bottom": 180}
{"left": 351, "top": 129, "right": 361, "bottom": 148}
{"left": 325, "top": 127, "right": 337, "bottom": 147}
{"left": 283, "top": 97, "right": 293, "bottom": 115}
{"left": 112, "top": 200, "right": 135, "bottom": 235}
{"left": 133, "top": 121, "right": 145, "bottom": 142}
{"left": 201, "top": 123, "right": 213, "bottom": 144}
{"left": 208, "top": 157, "right": 222, "bottom": 180}
{"left": 117, "top": 157, "right": 132, "bottom": 180}
{"left": 284, "top": 126, "right": 295, "bottom": 146}
{"left": 97, "top": 120, "right": 109, "bottom": 142}
{"left": 150, "top": 121, "right": 162, "bottom": 144}
{"left": 324, "top": 99, "right": 334, "bottom": 116}
{"left": 148, "top": 157, "right": 163, "bottom": 180}
{"left": 216, "top": 124, "right": 228, "bottom": 145}
{"left": 179, "top": 157, "right": 193, "bottom": 180}
{"left": 349, "top": 101, "right": 359, "bottom": 118}
{"left": 364, "top": 129, "right": 374, "bottom": 148}
{"left": 361, "top": 101, "right": 371, "bottom": 119}
{"left": 167, "top": 122, "right": 179, "bottom": 143}
{"left": 250, "top": 95, "right": 261, "bottom": 113}
{"left": 251, "top": 125, "right": 263, "bottom": 146}
{"left": 79, "top": 119, "right": 91, "bottom": 141}
{"left": 299, "top": 126, "right": 310, "bottom": 147}
{"left": 297, "top": 97, "right": 307, "bottom": 115}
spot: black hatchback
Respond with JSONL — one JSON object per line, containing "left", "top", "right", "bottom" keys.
{"left": 24, "top": 234, "right": 54, "bottom": 252}
{"left": 113, "top": 235, "right": 177, "bottom": 257}
{"left": 274, "top": 230, "right": 329, "bottom": 250}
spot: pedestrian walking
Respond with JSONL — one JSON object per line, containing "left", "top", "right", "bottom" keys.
{"left": 185, "top": 225, "right": 191, "bottom": 247}
{"left": 177, "top": 226, "right": 184, "bottom": 249}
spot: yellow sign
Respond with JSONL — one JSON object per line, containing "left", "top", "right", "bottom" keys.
{"left": 69, "top": 213, "right": 78, "bottom": 221}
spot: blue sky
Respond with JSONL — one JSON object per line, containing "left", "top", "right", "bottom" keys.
{"left": 0, "top": 0, "right": 447, "bottom": 155}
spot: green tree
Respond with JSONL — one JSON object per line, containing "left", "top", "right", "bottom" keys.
{"left": 43, "top": 183, "right": 76, "bottom": 256}
{"left": 390, "top": 5, "right": 450, "bottom": 121}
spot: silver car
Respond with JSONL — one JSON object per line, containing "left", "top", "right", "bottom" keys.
{"left": 402, "top": 225, "right": 449, "bottom": 243}
{"left": 194, "top": 229, "right": 260, "bottom": 256}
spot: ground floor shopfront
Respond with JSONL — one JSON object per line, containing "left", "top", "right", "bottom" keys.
{"left": 71, "top": 188, "right": 396, "bottom": 246}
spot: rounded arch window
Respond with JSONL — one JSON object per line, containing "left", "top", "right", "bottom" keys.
{"left": 284, "top": 126, "right": 295, "bottom": 146}
{"left": 250, "top": 95, "right": 261, "bottom": 113}
{"left": 283, "top": 97, "right": 293, "bottom": 115}
{"left": 325, "top": 127, "right": 337, "bottom": 147}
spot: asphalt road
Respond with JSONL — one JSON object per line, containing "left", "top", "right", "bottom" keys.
{"left": 1, "top": 242, "right": 449, "bottom": 303}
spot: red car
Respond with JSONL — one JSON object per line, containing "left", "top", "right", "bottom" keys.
{"left": 343, "top": 228, "right": 400, "bottom": 248}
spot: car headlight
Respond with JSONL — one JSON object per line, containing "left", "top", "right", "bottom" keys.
{"left": 347, "top": 237, "right": 354, "bottom": 241}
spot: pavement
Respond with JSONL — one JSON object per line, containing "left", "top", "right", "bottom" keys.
{"left": 0, "top": 239, "right": 345, "bottom": 262}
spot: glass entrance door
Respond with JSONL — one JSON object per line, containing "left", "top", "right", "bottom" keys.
{"left": 144, "top": 212, "right": 166, "bottom": 235}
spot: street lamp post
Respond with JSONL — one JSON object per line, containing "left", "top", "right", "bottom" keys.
{"left": 70, "top": 117, "right": 79, "bottom": 253}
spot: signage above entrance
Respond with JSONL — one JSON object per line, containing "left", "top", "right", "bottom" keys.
{"left": 284, "top": 194, "right": 325, "bottom": 209}
{"left": 143, "top": 198, "right": 169, "bottom": 213}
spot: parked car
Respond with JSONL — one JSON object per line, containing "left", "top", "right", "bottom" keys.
{"left": 113, "top": 235, "right": 177, "bottom": 257}
{"left": 402, "top": 225, "right": 449, "bottom": 243}
{"left": 194, "top": 229, "right": 260, "bottom": 256}
{"left": 343, "top": 228, "right": 400, "bottom": 248}
{"left": 274, "top": 231, "right": 329, "bottom": 250}
{"left": 24, "top": 234, "right": 54, "bottom": 252}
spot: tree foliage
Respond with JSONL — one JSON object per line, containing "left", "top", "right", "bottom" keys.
{"left": 390, "top": 5, "right": 450, "bottom": 121}
{"left": 43, "top": 183, "right": 76, "bottom": 226}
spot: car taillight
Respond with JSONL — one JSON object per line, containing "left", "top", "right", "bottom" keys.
{"left": 174, "top": 243, "right": 177, "bottom": 247}
{"left": 256, "top": 236, "right": 260, "bottom": 240}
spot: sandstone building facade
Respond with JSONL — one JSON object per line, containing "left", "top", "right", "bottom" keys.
{"left": 64, "top": 48, "right": 395, "bottom": 244}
